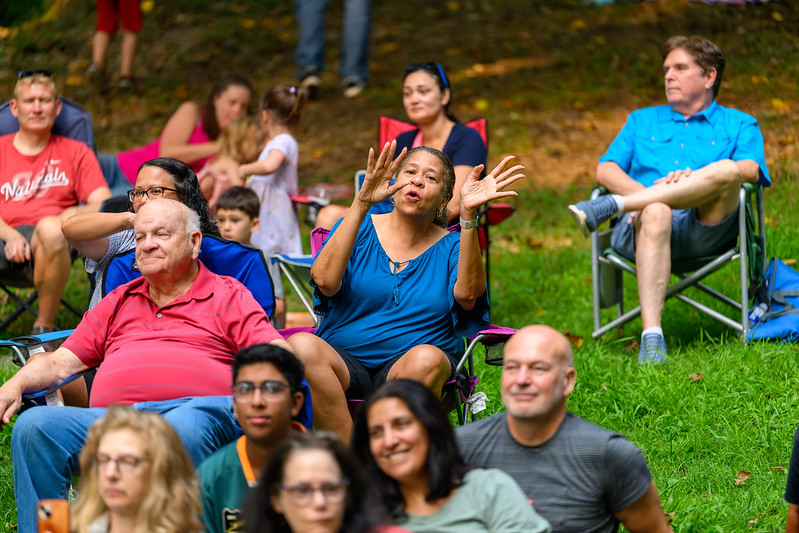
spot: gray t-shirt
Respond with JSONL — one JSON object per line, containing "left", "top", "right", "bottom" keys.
{"left": 84, "top": 229, "right": 135, "bottom": 308}
{"left": 398, "top": 468, "right": 551, "bottom": 533}
{"left": 456, "top": 413, "right": 651, "bottom": 533}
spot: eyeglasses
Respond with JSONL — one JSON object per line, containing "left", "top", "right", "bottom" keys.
{"left": 127, "top": 186, "right": 179, "bottom": 203}
{"left": 94, "top": 453, "right": 150, "bottom": 474}
{"left": 232, "top": 380, "right": 293, "bottom": 402}
{"left": 279, "top": 480, "right": 349, "bottom": 506}
{"left": 17, "top": 70, "right": 53, "bottom": 79}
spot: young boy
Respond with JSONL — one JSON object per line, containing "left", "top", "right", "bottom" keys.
{"left": 217, "top": 186, "right": 286, "bottom": 327}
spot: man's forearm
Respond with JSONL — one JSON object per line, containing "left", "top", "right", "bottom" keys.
{"left": 597, "top": 161, "right": 647, "bottom": 195}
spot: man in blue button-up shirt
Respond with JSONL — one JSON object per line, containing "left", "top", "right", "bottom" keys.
{"left": 569, "top": 35, "right": 770, "bottom": 363}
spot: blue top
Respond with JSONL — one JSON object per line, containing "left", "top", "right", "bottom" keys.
{"left": 371, "top": 122, "right": 487, "bottom": 216}
{"left": 599, "top": 101, "right": 770, "bottom": 188}
{"left": 313, "top": 215, "right": 489, "bottom": 368}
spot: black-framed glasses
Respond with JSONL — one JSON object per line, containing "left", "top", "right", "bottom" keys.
{"left": 232, "top": 380, "right": 293, "bottom": 402}
{"left": 17, "top": 70, "right": 53, "bottom": 79}
{"left": 94, "top": 453, "right": 150, "bottom": 474}
{"left": 127, "top": 186, "right": 179, "bottom": 203}
{"left": 279, "top": 480, "right": 349, "bottom": 506}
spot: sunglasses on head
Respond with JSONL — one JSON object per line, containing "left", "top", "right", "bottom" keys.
{"left": 17, "top": 70, "right": 53, "bottom": 79}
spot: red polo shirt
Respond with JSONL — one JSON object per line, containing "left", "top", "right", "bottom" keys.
{"left": 63, "top": 262, "right": 281, "bottom": 407}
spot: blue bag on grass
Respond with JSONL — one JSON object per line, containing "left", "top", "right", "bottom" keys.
{"left": 748, "top": 258, "right": 799, "bottom": 342}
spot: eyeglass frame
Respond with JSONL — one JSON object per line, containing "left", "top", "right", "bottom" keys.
{"left": 127, "top": 186, "right": 179, "bottom": 203}
{"left": 17, "top": 70, "right": 53, "bottom": 79}
{"left": 278, "top": 479, "right": 350, "bottom": 506}
{"left": 94, "top": 453, "right": 150, "bottom": 474}
{"left": 232, "top": 380, "right": 295, "bottom": 402}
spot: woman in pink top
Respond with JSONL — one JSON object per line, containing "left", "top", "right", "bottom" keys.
{"left": 98, "top": 75, "right": 252, "bottom": 192}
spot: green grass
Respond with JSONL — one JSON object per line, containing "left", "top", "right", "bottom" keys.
{"left": 2, "top": 0, "right": 799, "bottom": 530}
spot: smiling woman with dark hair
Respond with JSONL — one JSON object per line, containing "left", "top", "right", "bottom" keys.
{"left": 351, "top": 379, "right": 551, "bottom": 532}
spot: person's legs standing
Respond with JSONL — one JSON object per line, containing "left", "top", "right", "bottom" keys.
{"left": 295, "top": 0, "right": 328, "bottom": 82}
{"left": 339, "top": 0, "right": 371, "bottom": 97}
{"left": 12, "top": 406, "right": 106, "bottom": 533}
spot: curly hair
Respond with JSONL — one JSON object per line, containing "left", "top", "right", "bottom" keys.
{"left": 351, "top": 379, "right": 470, "bottom": 521}
{"left": 244, "top": 431, "right": 386, "bottom": 533}
{"left": 138, "top": 157, "right": 220, "bottom": 236}
{"left": 71, "top": 405, "right": 202, "bottom": 533}
{"left": 202, "top": 74, "right": 252, "bottom": 140}
{"left": 393, "top": 146, "right": 456, "bottom": 227}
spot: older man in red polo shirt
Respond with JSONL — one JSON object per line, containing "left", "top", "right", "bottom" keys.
{"left": 0, "top": 199, "right": 289, "bottom": 533}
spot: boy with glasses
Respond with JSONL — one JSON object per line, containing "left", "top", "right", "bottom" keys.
{"left": 198, "top": 343, "right": 311, "bottom": 533}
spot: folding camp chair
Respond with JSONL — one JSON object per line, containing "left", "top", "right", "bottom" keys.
{"left": 0, "top": 97, "right": 97, "bottom": 332}
{"left": 590, "top": 183, "right": 766, "bottom": 343}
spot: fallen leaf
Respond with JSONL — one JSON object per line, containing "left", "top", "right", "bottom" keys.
{"left": 569, "top": 19, "right": 587, "bottom": 30}
{"left": 65, "top": 74, "right": 82, "bottom": 87}
{"left": 772, "top": 466, "right": 786, "bottom": 472}
{"left": 751, "top": 75, "right": 760, "bottom": 84}
{"left": 748, "top": 518, "right": 758, "bottom": 526}
{"left": 240, "top": 19, "right": 256, "bottom": 29}
{"left": 772, "top": 11, "right": 784, "bottom": 22}
{"left": 474, "top": 99, "right": 489, "bottom": 112}
{"left": 141, "top": 0, "right": 154, "bottom": 13}
{"left": 771, "top": 98, "right": 790, "bottom": 112}
{"left": 624, "top": 338, "right": 640, "bottom": 352}
{"left": 689, "top": 371, "right": 703, "bottom": 382}
{"left": 735, "top": 470, "right": 751, "bottom": 486}
{"left": 564, "top": 331, "right": 584, "bottom": 348}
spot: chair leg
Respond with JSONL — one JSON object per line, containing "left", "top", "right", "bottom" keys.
{"left": 0, "top": 287, "right": 38, "bottom": 331}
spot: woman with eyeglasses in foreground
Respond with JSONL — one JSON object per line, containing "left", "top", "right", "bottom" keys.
{"left": 351, "top": 379, "right": 551, "bottom": 533}
{"left": 244, "top": 431, "right": 408, "bottom": 533}
{"left": 71, "top": 404, "right": 203, "bottom": 533}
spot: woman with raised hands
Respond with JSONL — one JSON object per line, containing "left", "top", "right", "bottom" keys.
{"left": 288, "top": 141, "right": 523, "bottom": 441}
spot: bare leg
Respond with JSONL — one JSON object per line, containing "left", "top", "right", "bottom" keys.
{"left": 120, "top": 30, "right": 138, "bottom": 78}
{"left": 315, "top": 205, "right": 350, "bottom": 230}
{"left": 621, "top": 160, "right": 743, "bottom": 224}
{"left": 386, "top": 344, "right": 452, "bottom": 398}
{"left": 288, "top": 332, "right": 353, "bottom": 441}
{"left": 633, "top": 204, "right": 673, "bottom": 330}
{"left": 92, "top": 31, "right": 111, "bottom": 69}
{"left": 31, "top": 217, "right": 71, "bottom": 330}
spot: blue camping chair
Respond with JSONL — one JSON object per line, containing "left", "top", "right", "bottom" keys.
{"left": 102, "top": 234, "right": 276, "bottom": 318}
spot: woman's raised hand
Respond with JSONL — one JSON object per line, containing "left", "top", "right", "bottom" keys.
{"left": 459, "top": 156, "right": 525, "bottom": 216}
{"left": 355, "top": 141, "right": 409, "bottom": 208}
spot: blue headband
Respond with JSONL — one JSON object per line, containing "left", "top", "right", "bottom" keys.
{"left": 435, "top": 63, "right": 450, "bottom": 89}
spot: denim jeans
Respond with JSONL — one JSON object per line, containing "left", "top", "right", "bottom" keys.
{"left": 294, "top": 0, "right": 371, "bottom": 83}
{"left": 11, "top": 396, "right": 240, "bottom": 533}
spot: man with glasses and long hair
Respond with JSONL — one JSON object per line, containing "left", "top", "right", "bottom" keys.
{"left": 0, "top": 70, "right": 111, "bottom": 335}
{"left": 0, "top": 199, "right": 289, "bottom": 533}
{"left": 198, "top": 344, "right": 310, "bottom": 533}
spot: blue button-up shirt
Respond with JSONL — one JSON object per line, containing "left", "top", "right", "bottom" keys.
{"left": 600, "top": 100, "right": 770, "bottom": 188}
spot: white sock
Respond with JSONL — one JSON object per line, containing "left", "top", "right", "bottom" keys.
{"left": 610, "top": 194, "right": 625, "bottom": 215}
{"left": 642, "top": 327, "right": 663, "bottom": 339}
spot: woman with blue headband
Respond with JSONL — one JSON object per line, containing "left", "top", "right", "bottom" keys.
{"left": 316, "top": 63, "right": 486, "bottom": 228}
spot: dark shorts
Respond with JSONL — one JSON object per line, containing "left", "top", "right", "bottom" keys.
{"left": 610, "top": 207, "right": 738, "bottom": 262}
{"left": 0, "top": 225, "right": 35, "bottom": 286}
{"left": 332, "top": 345, "right": 458, "bottom": 400}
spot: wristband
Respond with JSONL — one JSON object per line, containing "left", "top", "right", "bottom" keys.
{"left": 459, "top": 217, "right": 478, "bottom": 230}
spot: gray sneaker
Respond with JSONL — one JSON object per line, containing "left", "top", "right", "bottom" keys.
{"left": 568, "top": 196, "right": 619, "bottom": 237}
{"left": 638, "top": 333, "right": 668, "bottom": 364}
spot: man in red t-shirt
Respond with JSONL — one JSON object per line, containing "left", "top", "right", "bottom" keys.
{"left": 0, "top": 72, "right": 110, "bottom": 333}
{"left": 0, "top": 199, "right": 290, "bottom": 533}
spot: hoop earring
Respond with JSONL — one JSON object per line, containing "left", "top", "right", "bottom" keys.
{"left": 389, "top": 197, "right": 395, "bottom": 207}
{"left": 436, "top": 208, "right": 444, "bottom": 221}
